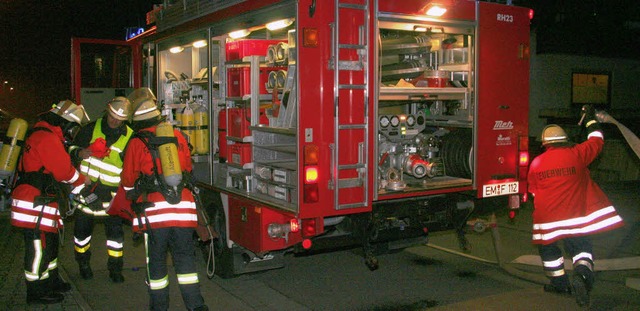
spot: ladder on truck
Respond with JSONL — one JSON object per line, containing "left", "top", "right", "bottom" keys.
{"left": 330, "top": 0, "right": 370, "bottom": 210}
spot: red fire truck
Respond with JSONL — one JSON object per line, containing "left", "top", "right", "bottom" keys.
{"left": 75, "top": 0, "right": 531, "bottom": 278}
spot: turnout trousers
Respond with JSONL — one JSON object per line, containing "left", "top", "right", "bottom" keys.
{"left": 74, "top": 211, "right": 125, "bottom": 273}
{"left": 23, "top": 229, "right": 64, "bottom": 297}
{"left": 538, "top": 236, "right": 595, "bottom": 288}
{"left": 144, "top": 227, "right": 205, "bottom": 311}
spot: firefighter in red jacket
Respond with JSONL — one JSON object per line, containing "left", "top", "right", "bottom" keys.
{"left": 68, "top": 96, "right": 133, "bottom": 282}
{"left": 10, "top": 100, "right": 89, "bottom": 304}
{"left": 528, "top": 105, "right": 624, "bottom": 307}
{"left": 121, "top": 88, "right": 207, "bottom": 311}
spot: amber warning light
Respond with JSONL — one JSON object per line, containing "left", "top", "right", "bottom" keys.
{"left": 519, "top": 151, "right": 529, "bottom": 166}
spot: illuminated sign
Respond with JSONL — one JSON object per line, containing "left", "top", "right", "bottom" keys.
{"left": 126, "top": 27, "right": 145, "bottom": 40}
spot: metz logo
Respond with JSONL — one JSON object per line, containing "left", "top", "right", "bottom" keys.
{"left": 493, "top": 120, "right": 513, "bottom": 130}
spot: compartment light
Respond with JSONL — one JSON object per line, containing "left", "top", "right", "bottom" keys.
{"left": 425, "top": 4, "right": 447, "bottom": 17}
{"left": 228, "top": 29, "right": 251, "bottom": 39}
{"left": 192, "top": 40, "right": 207, "bottom": 48}
{"left": 414, "top": 26, "right": 428, "bottom": 32}
{"left": 169, "top": 46, "right": 184, "bottom": 54}
{"left": 266, "top": 18, "right": 294, "bottom": 31}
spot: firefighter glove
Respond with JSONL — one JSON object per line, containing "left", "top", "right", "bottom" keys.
{"left": 581, "top": 105, "right": 596, "bottom": 124}
{"left": 80, "top": 186, "right": 102, "bottom": 211}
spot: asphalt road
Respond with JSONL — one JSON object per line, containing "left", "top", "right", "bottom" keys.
{"left": 1, "top": 181, "right": 638, "bottom": 310}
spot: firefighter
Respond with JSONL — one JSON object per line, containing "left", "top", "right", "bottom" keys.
{"left": 527, "top": 105, "right": 625, "bottom": 307}
{"left": 68, "top": 96, "right": 133, "bottom": 282}
{"left": 10, "top": 100, "right": 89, "bottom": 304}
{"left": 121, "top": 88, "right": 208, "bottom": 311}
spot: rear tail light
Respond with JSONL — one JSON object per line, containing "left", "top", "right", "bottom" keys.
{"left": 304, "top": 145, "right": 319, "bottom": 203}
{"left": 519, "top": 151, "right": 529, "bottom": 166}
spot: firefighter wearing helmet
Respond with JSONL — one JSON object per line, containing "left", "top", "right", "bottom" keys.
{"left": 528, "top": 106, "right": 624, "bottom": 307}
{"left": 68, "top": 96, "right": 133, "bottom": 283}
{"left": 120, "top": 88, "right": 208, "bottom": 311}
{"left": 10, "top": 100, "right": 89, "bottom": 304}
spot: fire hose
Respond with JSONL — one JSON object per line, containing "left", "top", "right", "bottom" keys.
{"left": 428, "top": 111, "right": 640, "bottom": 287}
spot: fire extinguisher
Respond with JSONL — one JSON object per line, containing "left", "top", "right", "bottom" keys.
{"left": 0, "top": 118, "right": 29, "bottom": 179}
{"left": 156, "top": 121, "right": 182, "bottom": 187}
{"left": 194, "top": 101, "right": 209, "bottom": 155}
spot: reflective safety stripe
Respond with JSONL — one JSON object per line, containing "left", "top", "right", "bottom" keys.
{"left": 543, "top": 257, "right": 564, "bottom": 268}
{"left": 532, "top": 211, "right": 623, "bottom": 242}
{"left": 177, "top": 273, "right": 199, "bottom": 285}
{"left": 79, "top": 165, "right": 122, "bottom": 185}
{"left": 133, "top": 213, "right": 198, "bottom": 227}
{"left": 62, "top": 169, "right": 81, "bottom": 184}
{"left": 123, "top": 186, "right": 134, "bottom": 191}
{"left": 79, "top": 206, "right": 108, "bottom": 216}
{"left": 545, "top": 269, "right": 565, "bottom": 277}
{"left": 48, "top": 259, "right": 58, "bottom": 270}
{"left": 533, "top": 206, "right": 618, "bottom": 230}
{"left": 13, "top": 199, "right": 57, "bottom": 216}
{"left": 12, "top": 211, "right": 57, "bottom": 228}
{"left": 149, "top": 275, "right": 169, "bottom": 290}
{"left": 74, "top": 236, "right": 91, "bottom": 247}
{"left": 29, "top": 239, "right": 43, "bottom": 280}
{"left": 108, "top": 249, "right": 123, "bottom": 257}
{"left": 83, "top": 156, "right": 123, "bottom": 174}
{"left": 107, "top": 240, "right": 123, "bottom": 249}
{"left": 574, "top": 259, "right": 594, "bottom": 271}
{"left": 573, "top": 252, "right": 593, "bottom": 263}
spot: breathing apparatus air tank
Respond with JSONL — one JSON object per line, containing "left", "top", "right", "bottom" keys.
{"left": 194, "top": 101, "right": 209, "bottom": 155}
{"left": 181, "top": 103, "right": 195, "bottom": 154}
{"left": 0, "top": 118, "right": 29, "bottom": 179}
{"left": 156, "top": 121, "right": 182, "bottom": 187}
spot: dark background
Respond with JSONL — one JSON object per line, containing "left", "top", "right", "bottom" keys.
{"left": 1, "top": 0, "right": 639, "bottom": 122}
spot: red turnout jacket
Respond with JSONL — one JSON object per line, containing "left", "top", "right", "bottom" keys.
{"left": 527, "top": 131, "right": 624, "bottom": 245}
{"left": 120, "top": 125, "right": 198, "bottom": 232}
{"left": 11, "top": 121, "right": 86, "bottom": 233}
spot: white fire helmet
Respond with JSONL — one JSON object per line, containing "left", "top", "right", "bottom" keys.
{"left": 49, "top": 100, "right": 90, "bottom": 125}
{"left": 541, "top": 124, "right": 568, "bottom": 145}
{"left": 107, "top": 96, "right": 131, "bottom": 121}
{"left": 128, "top": 88, "right": 161, "bottom": 121}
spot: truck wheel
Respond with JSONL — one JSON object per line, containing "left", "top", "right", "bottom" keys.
{"left": 211, "top": 203, "right": 235, "bottom": 279}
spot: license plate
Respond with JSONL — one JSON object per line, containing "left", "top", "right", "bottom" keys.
{"left": 482, "top": 182, "right": 519, "bottom": 197}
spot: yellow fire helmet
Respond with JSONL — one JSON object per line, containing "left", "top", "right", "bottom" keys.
{"left": 50, "top": 100, "right": 90, "bottom": 125}
{"left": 107, "top": 96, "right": 132, "bottom": 121}
{"left": 128, "top": 88, "right": 161, "bottom": 121}
{"left": 541, "top": 124, "right": 568, "bottom": 145}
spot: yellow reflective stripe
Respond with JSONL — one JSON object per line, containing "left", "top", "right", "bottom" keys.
{"left": 75, "top": 244, "right": 91, "bottom": 253}
{"left": 545, "top": 269, "right": 565, "bottom": 277}
{"left": 149, "top": 275, "right": 169, "bottom": 290}
{"left": 48, "top": 258, "right": 58, "bottom": 270}
{"left": 108, "top": 249, "right": 123, "bottom": 257}
{"left": 79, "top": 206, "right": 108, "bottom": 216}
{"left": 177, "top": 273, "right": 199, "bottom": 285}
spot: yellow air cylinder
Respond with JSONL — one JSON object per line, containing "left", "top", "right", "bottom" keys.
{"left": 181, "top": 104, "right": 195, "bottom": 154}
{"left": 194, "top": 104, "right": 209, "bottom": 155}
{"left": 156, "top": 121, "right": 182, "bottom": 187}
{"left": 0, "top": 118, "right": 29, "bottom": 179}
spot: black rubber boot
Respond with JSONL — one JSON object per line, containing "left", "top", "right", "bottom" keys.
{"left": 78, "top": 261, "right": 93, "bottom": 280}
{"left": 27, "top": 280, "right": 64, "bottom": 304}
{"left": 108, "top": 256, "right": 125, "bottom": 283}
{"left": 48, "top": 268, "right": 71, "bottom": 293}
{"left": 544, "top": 274, "right": 571, "bottom": 295}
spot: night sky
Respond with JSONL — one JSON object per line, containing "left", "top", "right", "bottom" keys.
{"left": 0, "top": 0, "right": 158, "bottom": 122}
